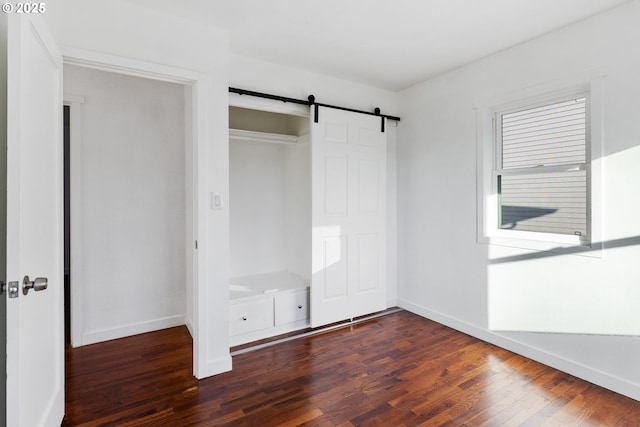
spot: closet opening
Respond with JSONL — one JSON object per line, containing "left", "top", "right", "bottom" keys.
{"left": 228, "top": 105, "right": 312, "bottom": 346}
{"left": 227, "top": 93, "right": 396, "bottom": 349}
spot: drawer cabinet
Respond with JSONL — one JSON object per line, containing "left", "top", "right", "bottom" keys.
{"left": 229, "top": 298, "right": 274, "bottom": 336}
{"left": 275, "top": 290, "right": 309, "bottom": 325}
{"left": 229, "top": 288, "right": 310, "bottom": 346}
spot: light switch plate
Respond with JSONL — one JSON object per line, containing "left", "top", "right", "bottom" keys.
{"left": 211, "top": 192, "right": 224, "bottom": 210}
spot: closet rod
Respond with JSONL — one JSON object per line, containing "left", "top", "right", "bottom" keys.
{"left": 228, "top": 87, "right": 401, "bottom": 122}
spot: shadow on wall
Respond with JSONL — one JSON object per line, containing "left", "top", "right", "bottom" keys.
{"left": 490, "top": 236, "right": 640, "bottom": 264}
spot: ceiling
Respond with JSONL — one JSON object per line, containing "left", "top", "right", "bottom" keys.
{"left": 124, "top": 0, "right": 630, "bottom": 91}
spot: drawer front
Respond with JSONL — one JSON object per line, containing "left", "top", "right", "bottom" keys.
{"left": 274, "top": 290, "right": 309, "bottom": 325}
{"left": 230, "top": 298, "right": 274, "bottom": 336}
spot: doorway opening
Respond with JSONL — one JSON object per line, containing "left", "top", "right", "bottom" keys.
{"left": 60, "top": 49, "right": 218, "bottom": 379}
{"left": 63, "top": 65, "right": 195, "bottom": 351}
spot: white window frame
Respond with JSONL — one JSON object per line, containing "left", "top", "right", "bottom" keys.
{"left": 476, "top": 76, "right": 604, "bottom": 256}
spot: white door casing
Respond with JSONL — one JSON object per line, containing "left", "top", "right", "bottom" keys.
{"left": 311, "top": 106, "right": 387, "bottom": 327}
{"left": 6, "top": 15, "right": 65, "bottom": 427}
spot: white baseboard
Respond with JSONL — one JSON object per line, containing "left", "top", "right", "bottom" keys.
{"left": 185, "top": 317, "right": 194, "bottom": 338}
{"left": 397, "top": 298, "right": 640, "bottom": 402}
{"left": 81, "top": 314, "right": 186, "bottom": 346}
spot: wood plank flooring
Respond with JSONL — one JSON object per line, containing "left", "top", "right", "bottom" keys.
{"left": 63, "top": 310, "right": 640, "bottom": 426}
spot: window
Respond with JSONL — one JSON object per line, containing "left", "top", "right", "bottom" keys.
{"left": 476, "top": 77, "right": 603, "bottom": 254}
{"left": 496, "top": 96, "right": 589, "bottom": 243}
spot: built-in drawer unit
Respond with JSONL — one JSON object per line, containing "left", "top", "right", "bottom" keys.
{"left": 275, "top": 289, "right": 309, "bottom": 325}
{"left": 229, "top": 271, "right": 310, "bottom": 345}
{"left": 229, "top": 288, "right": 310, "bottom": 346}
{"left": 229, "top": 298, "right": 274, "bottom": 336}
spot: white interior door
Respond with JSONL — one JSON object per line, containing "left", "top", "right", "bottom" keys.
{"left": 6, "top": 15, "right": 64, "bottom": 427}
{"left": 311, "top": 106, "right": 387, "bottom": 327}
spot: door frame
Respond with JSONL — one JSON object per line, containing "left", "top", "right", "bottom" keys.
{"left": 62, "top": 47, "right": 211, "bottom": 377}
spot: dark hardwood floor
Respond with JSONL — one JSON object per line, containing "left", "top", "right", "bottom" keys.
{"left": 63, "top": 311, "right": 640, "bottom": 426}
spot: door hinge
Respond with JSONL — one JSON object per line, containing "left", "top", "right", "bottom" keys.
{"left": 195, "top": 240, "right": 198, "bottom": 250}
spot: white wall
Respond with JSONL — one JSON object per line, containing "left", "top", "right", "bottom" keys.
{"left": 230, "top": 140, "right": 289, "bottom": 277}
{"left": 285, "top": 140, "right": 312, "bottom": 281}
{"left": 230, "top": 55, "right": 397, "bottom": 116}
{"left": 45, "top": 0, "right": 232, "bottom": 377}
{"left": 397, "top": 0, "right": 640, "bottom": 400}
{"left": 229, "top": 138, "right": 312, "bottom": 280}
{"left": 64, "top": 65, "right": 186, "bottom": 344}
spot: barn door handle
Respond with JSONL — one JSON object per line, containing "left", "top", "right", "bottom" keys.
{"left": 23, "top": 275, "right": 48, "bottom": 295}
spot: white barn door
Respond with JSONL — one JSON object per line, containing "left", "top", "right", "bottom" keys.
{"left": 6, "top": 15, "right": 65, "bottom": 427}
{"left": 311, "top": 106, "right": 387, "bottom": 328}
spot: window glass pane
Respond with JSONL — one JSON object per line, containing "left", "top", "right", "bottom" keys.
{"left": 502, "top": 98, "right": 586, "bottom": 169}
{"left": 499, "top": 170, "right": 587, "bottom": 236}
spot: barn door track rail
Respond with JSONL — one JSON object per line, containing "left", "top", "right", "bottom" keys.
{"left": 229, "top": 87, "right": 400, "bottom": 132}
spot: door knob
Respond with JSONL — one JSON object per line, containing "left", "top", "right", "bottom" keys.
{"left": 23, "top": 275, "right": 48, "bottom": 295}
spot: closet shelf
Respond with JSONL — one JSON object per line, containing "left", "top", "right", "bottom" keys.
{"left": 229, "top": 128, "right": 299, "bottom": 145}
